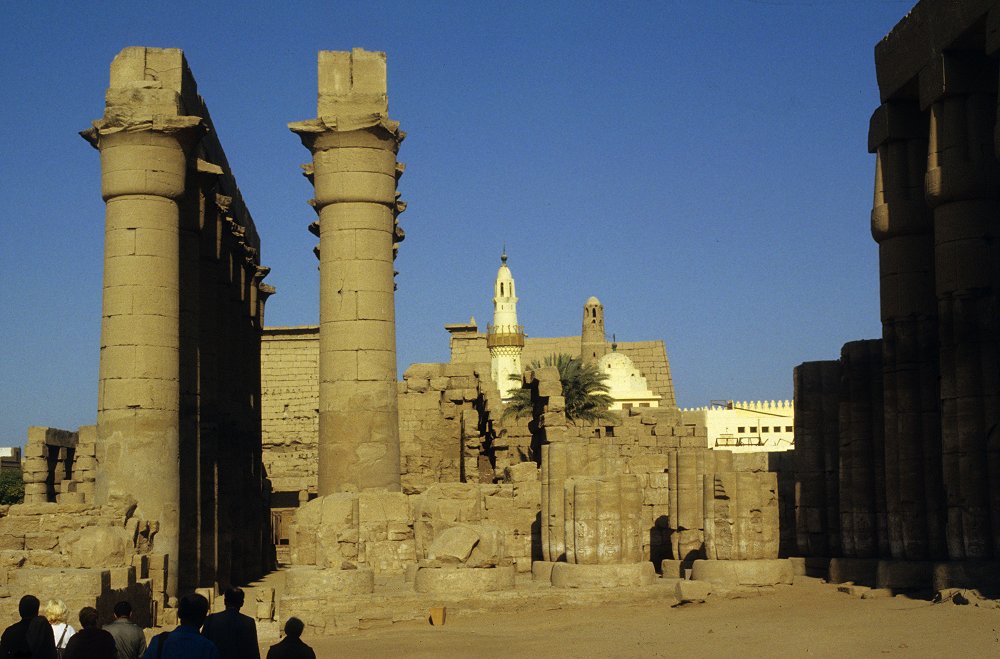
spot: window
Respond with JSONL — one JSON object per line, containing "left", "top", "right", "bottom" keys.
{"left": 622, "top": 403, "right": 633, "bottom": 410}
{"left": 605, "top": 426, "right": 615, "bottom": 438}
{"left": 592, "top": 308, "right": 597, "bottom": 318}
{"left": 762, "top": 427, "right": 769, "bottom": 432}
{"left": 750, "top": 427, "right": 757, "bottom": 433}
{"left": 785, "top": 426, "right": 793, "bottom": 432}
{"left": 738, "top": 426, "right": 746, "bottom": 433}
{"left": 639, "top": 403, "right": 650, "bottom": 408}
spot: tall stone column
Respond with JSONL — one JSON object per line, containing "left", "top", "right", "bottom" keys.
{"left": 923, "top": 52, "right": 1000, "bottom": 560}
{"left": 291, "top": 50, "right": 404, "bottom": 493}
{"left": 869, "top": 100, "right": 944, "bottom": 560}
{"left": 82, "top": 49, "right": 202, "bottom": 596}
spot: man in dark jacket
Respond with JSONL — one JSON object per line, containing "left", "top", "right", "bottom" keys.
{"left": 0, "top": 595, "right": 57, "bottom": 659}
{"left": 63, "top": 607, "right": 115, "bottom": 659}
{"left": 265, "top": 618, "right": 315, "bottom": 659}
{"left": 201, "top": 588, "right": 259, "bottom": 659}
{"left": 103, "top": 601, "right": 147, "bottom": 659}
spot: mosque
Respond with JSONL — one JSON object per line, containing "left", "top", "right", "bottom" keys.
{"left": 444, "top": 252, "right": 673, "bottom": 409}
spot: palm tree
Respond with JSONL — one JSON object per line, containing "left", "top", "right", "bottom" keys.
{"left": 502, "top": 353, "right": 615, "bottom": 424}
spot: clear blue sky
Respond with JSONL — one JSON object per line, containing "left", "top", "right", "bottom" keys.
{"left": 0, "top": 1, "right": 914, "bottom": 444}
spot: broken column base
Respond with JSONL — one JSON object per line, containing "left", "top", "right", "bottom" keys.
{"left": 690, "top": 559, "right": 794, "bottom": 588}
{"left": 284, "top": 566, "right": 375, "bottom": 595}
{"left": 828, "top": 557, "right": 879, "bottom": 586}
{"left": 413, "top": 563, "right": 516, "bottom": 594}
{"left": 550, "top": 562, "right": 655, "bottom": 589}
{"left": 932, "top": 560, "right": 1000, "bottom": 593}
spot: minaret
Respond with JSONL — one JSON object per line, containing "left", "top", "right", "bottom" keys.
{"left": 488, "top": 250, "right": 525, "bottom": 399}
{"left": 581, "top": 296, "right": 607, "bottom": 363}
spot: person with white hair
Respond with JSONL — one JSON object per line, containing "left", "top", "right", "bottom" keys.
{"left": 44, "top": 599, "right": 75, "bottom": 652}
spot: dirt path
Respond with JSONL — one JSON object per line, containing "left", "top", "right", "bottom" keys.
{"left": 259, "top": 579, "right": 1000, "bottom": 658}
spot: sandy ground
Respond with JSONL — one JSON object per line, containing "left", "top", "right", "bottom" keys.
{"left": 257, "top": 578, "right": 1000, "bottom": 658}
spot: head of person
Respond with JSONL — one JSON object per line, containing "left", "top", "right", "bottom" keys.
{"left": 77, "top": 607, "right": 99, "bottom": 630}
{"left": 113, "top": 601, "right": 132, "bottom": 620}
{"left": 177, "top": 593, "right": 210, "bottom": 628}
{"left": 283, "top": 617, "right": 305, "bottom": 639}
{"left": 18, "top": 595, "right": 40, "bottom": 621}
{"left": 43, "top": 599, "right": 68, "bottom": 625}
{"left": 223, "top": 588, "right": 245, "bottom": 610}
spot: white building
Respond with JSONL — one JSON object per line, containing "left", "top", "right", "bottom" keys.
{"left": 681, "top": 400, "right": 794, "bottom": 452}
{"left": 598, "top": 346, "right": 661, "bottom": 410}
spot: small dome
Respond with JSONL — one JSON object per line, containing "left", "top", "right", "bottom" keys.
{"left": 585, "top": 296, "right": 601, "bottom": 306}
{"left": 598, "top": 350, "right": 658, "bottom": 401}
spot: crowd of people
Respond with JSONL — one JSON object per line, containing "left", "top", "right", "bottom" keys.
{"left": 0, "top": 590, "right": 315, "bottom": 659}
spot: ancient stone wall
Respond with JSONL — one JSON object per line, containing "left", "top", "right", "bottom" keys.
{"left": 261, "top": 327, "right": 319, "bottom": 498}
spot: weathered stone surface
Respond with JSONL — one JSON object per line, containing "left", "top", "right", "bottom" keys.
{"left": 413, "top": 564, "right": 515, "bottom": 594}
{"left": 426, "top": 526, "right": 479, "bottom": 564}
{"left": 284, "top": 566, "right": 374, "bottom": 596}
{"left": 549, "top": 562, "right": 655, "bottom": 588}
{"left": 675, "top": 578, "right": 712, "bottom": 603}
{"left": 689, "top": 559, "right": 794, "bottom": 587}
{"left": 60, "top": 526, "right": 133, "bottom": 568}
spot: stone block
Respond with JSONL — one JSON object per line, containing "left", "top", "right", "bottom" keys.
{"left": 426, "top": 526, "right": 479, "bottom": 564}
{"left": 502, "top": 462, "right": 538, "bottom": 483}
{"left": 675, "top": 579, "right": 712, "bottom": 603}
{"left": 531, "top": 560, "right": 556, "bottom": 583}
{"left": 59, "top": 525, "right": 133, "bottom": 569}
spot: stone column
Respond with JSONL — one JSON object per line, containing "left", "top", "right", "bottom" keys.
{"left": 291, "top": 50, "right": 405, "bottom": 494}
{"left": 82, "top": 49, "right": 203, "bottom": 597}
{"left": 923, "top": 52, "right": 1000, "bottom": 560}
{"left": 869, "top": 100, "right": 944, "bottom": 560}
{"left": 793, "top": 360, "right": 841, "bottom": 557}
{"left": 837, "top": 340, "right": 884, "bottom": 558}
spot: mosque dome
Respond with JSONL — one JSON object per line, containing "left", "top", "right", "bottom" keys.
{"left": 585, "top": 296, "right": 601, "bottom": 306}
{"left": 598, "top": 349, "right": 658, "bottom": 403}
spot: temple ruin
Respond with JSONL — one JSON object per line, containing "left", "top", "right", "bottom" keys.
{"left": 6, "top": 0, "right": 1000, "bottom": 642}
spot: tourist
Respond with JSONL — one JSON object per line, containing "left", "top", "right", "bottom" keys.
{"left": 43, "top": 599, "right": 74, "bottom": 654}
{"left": 201, "top": 587, "right": 260, "bottom": 659}
{"left": 62, "top": 607, "right": 114, "bottom": 659}
{"left": 0, "top": 594, "right": 57, "bottom": 658}
{"left": 265, "top": 618, "right": 315, "bottom": 659}
{"left": 142, "top": 593, "right": 219, "bottom": 659}
{"left": 103, "top": 601, "right": 147, "bottom": 659}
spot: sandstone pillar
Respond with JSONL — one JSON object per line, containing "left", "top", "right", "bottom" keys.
{"left": 869, "top": 100, "right": 944, "bottom": 560}
{"left": 837, "top": 340, "right": 885, "bottom": 558}
{"left": 83, "top": 49, "right": 203, "bottom": 596}
{"left": 290, "top": 50, "right": 405, "bottom": 494}
{"left": 793, "top": 360, "right": 841, "bottom": 557}
{"left": 923, "top": 52, "right": 1000, "bottom": 560}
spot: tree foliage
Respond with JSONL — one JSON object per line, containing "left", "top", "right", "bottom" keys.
{"left": 502, "top": 353, "right": 615, "bottom": 424}
{"left": 0, "top": 469, "right": 24, "bottom": 505}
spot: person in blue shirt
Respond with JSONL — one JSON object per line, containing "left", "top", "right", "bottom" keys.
{"left": 142, "top": 593, "right": 219, "bottom": 659}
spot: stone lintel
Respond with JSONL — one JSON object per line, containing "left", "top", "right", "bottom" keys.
{"left": 917, "top": 50, "right": 997, "bottom": 110}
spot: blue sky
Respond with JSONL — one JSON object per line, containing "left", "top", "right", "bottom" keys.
{"left": 0, "top": 1, "right": 914, "bottom": 443}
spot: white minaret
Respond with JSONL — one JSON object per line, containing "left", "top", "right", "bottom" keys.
{"left": 487, "top": 249, "right": 525, "bottom": 399}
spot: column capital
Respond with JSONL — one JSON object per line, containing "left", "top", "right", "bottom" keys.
{"left": 80, "top": 114, "right": 204, "bottom": 151}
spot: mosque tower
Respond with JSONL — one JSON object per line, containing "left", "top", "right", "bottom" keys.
{"left": 581, "top": 296, "right": 607, "bottom": 364}
{"left": 487, "top": 250, "right": 525, "bottom": 399}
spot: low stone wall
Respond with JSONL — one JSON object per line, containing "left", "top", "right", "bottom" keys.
{"left": 0, "top": 497, "right": 167, "bottom": 628}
